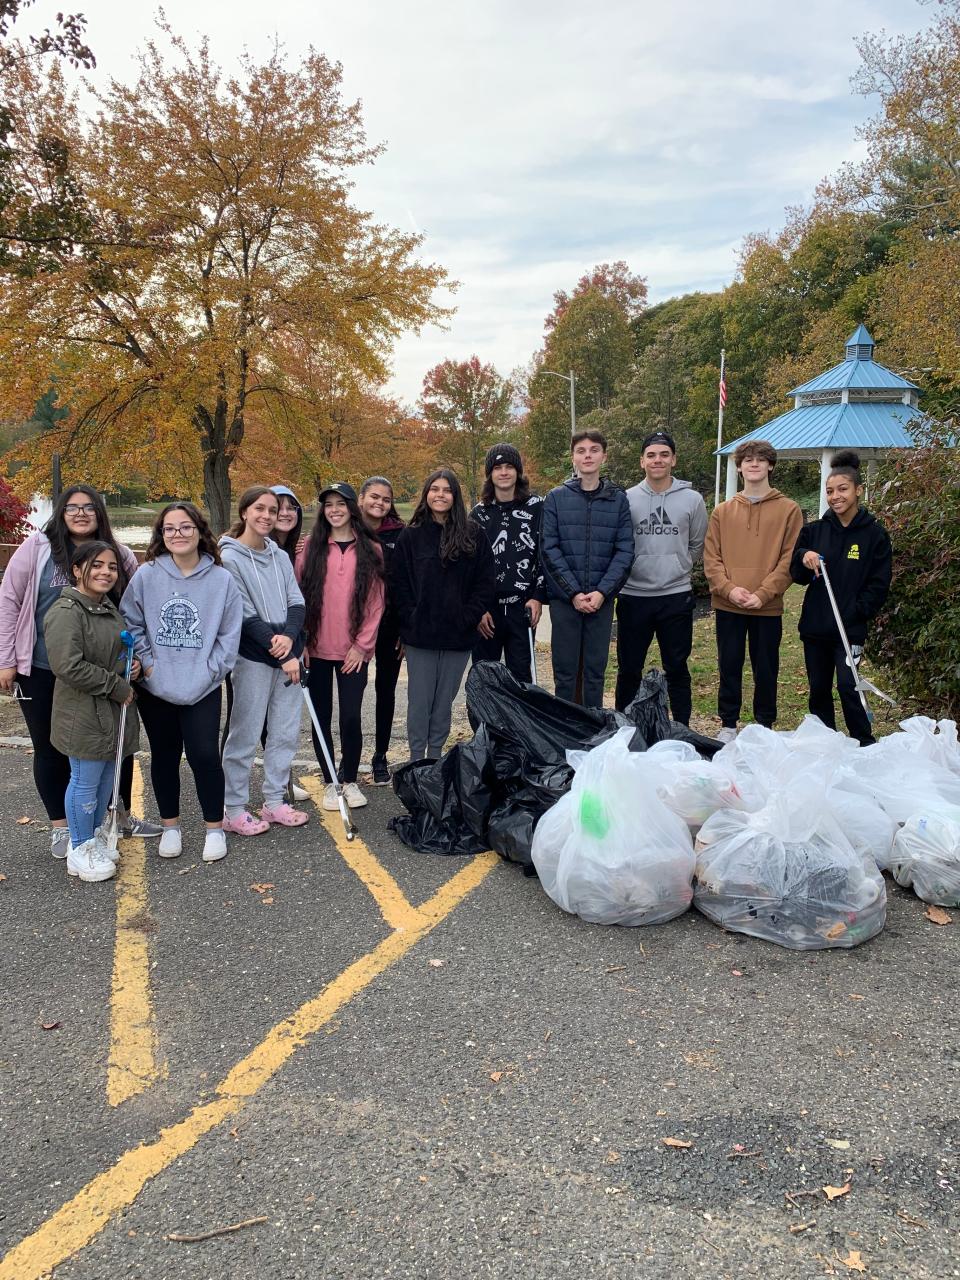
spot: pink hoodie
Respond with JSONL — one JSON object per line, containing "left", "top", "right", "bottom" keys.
{"left": 0, "top": 532, "right": 139, "bottom": 675}
{"left": 295, "top": 536, "right": 385, "bottom": 661}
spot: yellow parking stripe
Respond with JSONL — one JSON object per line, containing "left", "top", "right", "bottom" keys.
{"left": 0, "top": 851, "right": 499, "bottom": 1280}
{"left": 107, "top": 760, "right": 166, "bottom": 1106}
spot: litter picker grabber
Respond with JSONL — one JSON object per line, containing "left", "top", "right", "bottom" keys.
{"left": 527, "top": 611, "right": 539, "bottom": 686}
{"left": 102, "top": 629, "right": 136, "bottom": 857}
{"left": 818, "top": 556, "right": 896, "bottom": 725}
{"left": 288, "top": 661, "right": 357, "bottom": 841}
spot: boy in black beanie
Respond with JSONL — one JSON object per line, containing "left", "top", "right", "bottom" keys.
{"left": 470, "top": 443, "right": 547, "bottom": 683}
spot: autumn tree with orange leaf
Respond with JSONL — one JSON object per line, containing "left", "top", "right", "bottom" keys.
{"left": 418, "top": 356, "right": 515, "bottom": 503}
{"left": 0, "top": 26, "right": 448, "bottom": 528}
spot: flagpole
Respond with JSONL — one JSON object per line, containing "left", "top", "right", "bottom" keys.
{"left": 713, "top": 348, "right": 726, "bottom": 508}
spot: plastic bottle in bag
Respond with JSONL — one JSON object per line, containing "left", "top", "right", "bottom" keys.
{"left": 890, "top": 809, "right": 960, "bottom": 905}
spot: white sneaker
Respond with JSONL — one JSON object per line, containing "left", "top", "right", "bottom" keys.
{"left": 202, "top": 829, "right": 227, "bottom": 863}
{"left": 342, "top": 782, "right": 368, "bottom": 809}
{"left": 94, "top": 827, "right": 120, "bottom": 865}
{"left": 67, "top": 838, "right": 117, "bottom": 882}
{"left": 290, "top": 782, "right": 309, "bottom": 802}
{"left": 322, "top": 783, "right": 339, "bottom": 811}
{"left": 716, "top": 726, "right": 738, "bottom": 745}
{"left": 158, "top": 826, "right": 183, "bottom": 858}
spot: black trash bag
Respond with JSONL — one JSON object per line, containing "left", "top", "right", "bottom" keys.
{"left": 622, "top": 670, "right": 723, "bottom": 758}
{"left": 466, "top": 661, "right": 623, "bottom": 757}
{"left": 388, "top": 731, "right": 497, "bottom": 856}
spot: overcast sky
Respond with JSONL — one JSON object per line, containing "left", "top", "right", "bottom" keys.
{"left": 70, "top": 0, "right": 922, "bottom": 406}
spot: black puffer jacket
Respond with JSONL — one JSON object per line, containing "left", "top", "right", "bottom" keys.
{"left": 390, "top": 520, "right": 496, "bottom": 651}
{"left": 541, "top": 477, "right": 634, "bottom": 601}
{"left": 790, "top": 508, "right": 892, "bottom": 644}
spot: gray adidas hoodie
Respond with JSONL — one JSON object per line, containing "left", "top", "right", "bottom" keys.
{"left": 218, "top": 535, "right": 305, "bottom": 667}
{"left": 620, "top": 478, "right": 708, "bottom": 598}
{"left": 120, "top": 553, "right": 243, "bottom": 704}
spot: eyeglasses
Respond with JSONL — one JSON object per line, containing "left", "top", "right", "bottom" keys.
{"left": 162, "top": 524, "right": 197, "bottom": 537}
{"left": 64, "top": 503, "right": 97, "bottom": 515}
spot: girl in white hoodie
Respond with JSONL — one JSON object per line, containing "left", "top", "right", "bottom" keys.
{"left": 219, "top": 486, "right": 308, "bottom": 833}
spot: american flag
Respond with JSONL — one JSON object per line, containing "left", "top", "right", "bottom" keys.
{"left": 719, "top": 371, "right": 727, "bottom": 408}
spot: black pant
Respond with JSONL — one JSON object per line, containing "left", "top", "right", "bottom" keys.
{"left": 472, "top": 602, "right": 534, "bottom": 683}
{"left": 137, "top": 684, "right": 225, "bottom": 822}
{"left": 615, "top": 592, "right": 694, "bottom": 723}
{"left": 374, "top": 619, "right": 404, "bottom": 756}
{"left": 715, "top": 610, "right": 782, "bottom": 728}
{"left": 16, "top": 666, "right": 132, "bottom": 820}
{"left": 549, "top": 596, "right": 615, "bottom": 708}
{"left": 306, "top": 659, "right": 368, "bottom": 783}
{"left": 803, "top": 636, "right": 875, "bottom": 746}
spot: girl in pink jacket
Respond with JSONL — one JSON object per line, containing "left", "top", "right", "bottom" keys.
{"left": 295, "top": 483, "right": 385, "bottom": 811}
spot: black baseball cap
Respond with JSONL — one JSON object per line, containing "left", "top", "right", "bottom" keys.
{"left": 641, "top": 430, "right": 676, "bottom": 453}
{"left": 317, "top": 481, "right": 358, "bottom": 505}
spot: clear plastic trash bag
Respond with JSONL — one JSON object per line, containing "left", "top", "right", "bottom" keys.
{"left": 889, "top": 809, "right": 960, "bottom": 906}
{"left": 846, "top": 738, "right": 960, "bottom": 824}
{"left": 531, "top": 728, "right": 695, "bottom": 926}
{"left": 641, "top": 740, "right": 747, "bottom": 829}
{"left": 693, "top": 789, "right": 886, "bottom": 949}
{"left": 824, "top": 784, "right": 898, "bottom": 870}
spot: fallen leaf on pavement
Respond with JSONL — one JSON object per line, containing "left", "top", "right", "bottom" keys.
{"left": 605, "top": 1150, "right": 621, "bottom": 1164}
{"left": 16, "top": 816, "right": 32, "bottom": 825}
{"left": 260, "top": 897, "right": 274, "bottom": 905}
{"left": 249, "top": 883, "right": 274, "bottom": 894}
{"left": 0, "top": 873, "right": 7, "bottom": 882}
{"left": 41, "top": 1020, "right": 61, "bottom": 1031}
{"left": 924, "top": 905, "right": 953, "bottom": 926}
{"left": 839, "top": 1249, "right": 866, "bottom": 1272}
{"left": 489, "top": 1071, "right": 504, "bottom": 1083}
{"left": 428, "top": 958, "right": 445, "bottom": 968}
{"left": 731, "top": 968, "right": 743, "bottom": 977}
{"left": 825, "top": 1139, "right": 851, "bottom": 1150}
{"left": 661, "top": 1137, "right": 692, "bottom": 1149}
{"left": 823, "top": 1182, "right": 851, "bottom": 1201}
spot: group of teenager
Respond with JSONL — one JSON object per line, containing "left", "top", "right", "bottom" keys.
{"left": 0, "top": 430, "right": 892, "bottom": 884}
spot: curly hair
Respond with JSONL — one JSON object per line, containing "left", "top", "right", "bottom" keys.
{"left": 409, "top": 468, "right": 477, "bottom": 565}
{"left": 829, "top": 450, "right": 862, "bottom": 486}
{"left": 44, "top": 484, "right": 130, "bottom": 603}
{"left": 144, "top": 503, "right": 221, "bottom": 565}
{"left": 299, "top": 492, "right": 384, "bottom": 648}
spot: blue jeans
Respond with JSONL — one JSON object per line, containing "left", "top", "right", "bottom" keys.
{"left": 66, "top": 758, "right": 116, "bottom": 846}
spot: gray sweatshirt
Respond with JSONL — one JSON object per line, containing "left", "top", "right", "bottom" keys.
{"left": 120, "top": 553, "right": 243, "bottom": 704}
{"left": 620, "top": 478, "right": 708, "bottom": 598}
{"left": 218, "top": 535, "right": 305, "bottom": 668}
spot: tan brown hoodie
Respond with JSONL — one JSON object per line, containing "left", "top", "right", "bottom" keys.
{"left": 703, "top": 489, "right": 803, "bottom": 617}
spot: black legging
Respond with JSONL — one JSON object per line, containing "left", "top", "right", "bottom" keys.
{"left": 137, "top": 684, "right": 225, "bottom": 822}
{"left": 306, "top": 659, "right": 368, "bottom": 783}
{"left": 373, "top": 619, "right": 403, "bottom": 757}
{"left": 16, "top": 666, "right": 133, "bottom": 820}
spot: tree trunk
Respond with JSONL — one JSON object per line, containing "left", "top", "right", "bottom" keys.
{"left": 203, "top": 449, "right": 232, "bottom": 534}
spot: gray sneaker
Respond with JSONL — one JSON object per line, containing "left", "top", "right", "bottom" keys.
{"left": 51, "top": 827, "right": 71, "bottom": 860}
{"left": 121, "top": 813, "right": 164, "bottom": 838}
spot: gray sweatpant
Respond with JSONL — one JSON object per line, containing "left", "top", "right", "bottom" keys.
{"left": 404, "top": 646, "right": 470, "bottom": 760}
{"left": 222, "top": 656, "right": 303, "bottom": 812}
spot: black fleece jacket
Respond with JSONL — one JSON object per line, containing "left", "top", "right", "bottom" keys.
{"left": 389, "top": 519, "right": 497, "bottom": 651}
{"left": 790, "top": 507, "right": 892, "bottom": 644}
{"left": 469, "top": 495, "right": 548, "bottom": 606}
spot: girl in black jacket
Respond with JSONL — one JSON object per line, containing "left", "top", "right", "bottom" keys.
{"left": 390, "top": 469, "right": 495, "bottom": 761}
{"left": 359, "top": 476, "right": 406, "bottom": 783}
{"left": 790, "top": 451, "right": 892, "bottom": 745}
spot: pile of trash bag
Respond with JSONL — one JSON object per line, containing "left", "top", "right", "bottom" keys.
{"left": 531, "top": 728, "right": 695, "bottom": 925}
{"left": 692, "top": 785, "right": 887, "bottom": 950}
{"left": 389, "top": 663, "right": 717, "bottom": 866}
{"left": 888, "top": 810, "right": 960, "bottom": 905}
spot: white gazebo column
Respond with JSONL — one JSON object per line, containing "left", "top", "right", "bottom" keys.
{"left": 819, "top": 449, "right": 832, "bottom": 516}
{"left": 725, "top": 455, "right": 738, "bottom": 500}
{"left": 865, "top": 458, "right": 877, "bottom": 506}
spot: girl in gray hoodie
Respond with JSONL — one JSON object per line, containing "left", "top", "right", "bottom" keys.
{"left": 219, "top": 486, "right": 308, "bottom": 833}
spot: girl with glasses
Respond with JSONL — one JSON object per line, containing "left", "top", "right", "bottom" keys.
{"left": 0, "top": 485, "right": 160, "bottom": 860}
{"left": 120, "top": 503, "right": 243, "bottom": 862}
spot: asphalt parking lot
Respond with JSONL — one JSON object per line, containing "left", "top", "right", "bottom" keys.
{"left": 1, "top": 736, "right": 959, "bottom": 1280}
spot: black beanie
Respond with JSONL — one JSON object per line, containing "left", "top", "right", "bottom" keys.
{"left": 484, "top": 442, "right": 523, "bottom": 477}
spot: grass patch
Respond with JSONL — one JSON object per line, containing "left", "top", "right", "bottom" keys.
{"left": 607, "top": 590, "right": 904, "bottom": 737}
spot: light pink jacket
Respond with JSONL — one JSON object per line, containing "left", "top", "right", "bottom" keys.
{"left": 295, "top": 536, "right": 384, "bottom": 662}
{"left": 0, "top": 532, "right": 139, "bottom": 675}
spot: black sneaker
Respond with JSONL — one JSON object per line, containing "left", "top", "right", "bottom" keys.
{"left": 371, "top": 754, "right": 390, "bottom": 786}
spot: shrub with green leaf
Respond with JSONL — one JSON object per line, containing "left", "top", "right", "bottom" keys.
{"left": 868, "top": 428, "right": 960, "bottom": 717}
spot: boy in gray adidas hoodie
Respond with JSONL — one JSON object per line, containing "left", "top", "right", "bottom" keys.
{"left": 219, "top": 486, "right": 308, "bottom": 833}
{"left": 615, "top": 431, "right": 707, "bottom": 724}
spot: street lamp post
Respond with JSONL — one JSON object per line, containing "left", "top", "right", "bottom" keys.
{"left": 542, "top": 368, "right": 577, "bottom": 439}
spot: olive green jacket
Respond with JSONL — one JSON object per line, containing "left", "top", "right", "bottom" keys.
{"left": 44, "top": 588, "right": 139, "bottom": 761}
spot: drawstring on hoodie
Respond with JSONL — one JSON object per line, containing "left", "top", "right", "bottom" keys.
{"left": 243, "top": 540, "right": 286, "bottom": 620}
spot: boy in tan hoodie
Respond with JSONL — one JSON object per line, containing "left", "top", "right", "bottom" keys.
{"left": 703, "top": 440, "right": 803, "bottom": 741}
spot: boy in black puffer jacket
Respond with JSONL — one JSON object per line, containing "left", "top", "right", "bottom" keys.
{"left": 790, "top": 451, "right": 892, "bottom": 746}
{"left": 541, "top": 430, "right": 634, "bottom": 708}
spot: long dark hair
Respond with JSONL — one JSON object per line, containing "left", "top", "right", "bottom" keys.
{"left": 409, "top": 468, "right": 477, "bottom": 565}
{"left": 44, "top": 484, "right": 130, "bottom": 602}
{"left": 299, "top": 491, "right": 384, "bottom": 647}
{"left": 69, "top": 540, "right": 118, "bottom": 594}
{"left": 228, "top": 486, "right": 278, "bottom": 538}
{"left": 145, "top": 502, "right": 221, "bottom": 565}
{"left": 360, "top": 475, "right": 403, "bottom": 525}
{"left": 479, "top": 473, "right": 530, "bottom": 505}
{"left": 269, "top": 486, "right": 303, "bottom": 564}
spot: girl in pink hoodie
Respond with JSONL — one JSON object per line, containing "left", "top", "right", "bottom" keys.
{"left": 295, "top": 483, "right": 385, "bottom": 811}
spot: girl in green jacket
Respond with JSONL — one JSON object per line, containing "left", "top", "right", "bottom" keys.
{"left": 44, "top": 542, "right": 140, "bottom": 883}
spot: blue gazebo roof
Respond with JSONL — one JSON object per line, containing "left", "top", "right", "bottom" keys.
{"left": 717, "top": 401, "right": 922, "bottom": 456}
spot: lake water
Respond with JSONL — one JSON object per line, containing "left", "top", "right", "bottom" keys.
{"left": 29, "top": 494, "right": 153, "bottom": 546}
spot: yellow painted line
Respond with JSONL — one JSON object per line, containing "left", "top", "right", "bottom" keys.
{"left": 107, "top": 760, "right": 166, "bottom": 1107}
{"left": 0, "top": 851, "right": 499, "bottom": 1280}
{"left": 300, "top": 774, "right": 423, "bottom": 931}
